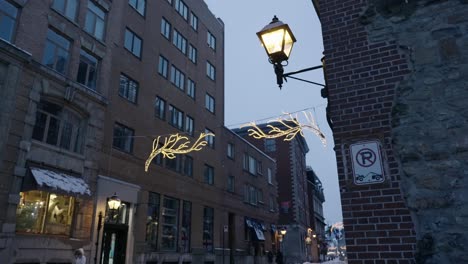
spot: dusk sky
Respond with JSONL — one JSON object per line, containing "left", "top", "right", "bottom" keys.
{"left": 203, "top": 0, "right": 343, "bottom": 224}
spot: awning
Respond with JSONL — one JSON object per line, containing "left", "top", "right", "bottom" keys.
{"left": 245, "top": 218, "right": 253, "bottom": 228}
{"left": 30, "top": 167, "right": 91, "bottom": 196}
{"left": 253, "top": 224, "right": 265, "bottom": 241}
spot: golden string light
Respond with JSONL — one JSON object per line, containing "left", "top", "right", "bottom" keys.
{"left": 240, "top": 111, "right": 326, "bottom": 145}
{"left": 145, "top": 132, "right": 215, "bottom": 172}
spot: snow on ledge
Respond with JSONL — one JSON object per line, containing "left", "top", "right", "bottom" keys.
{"left": 30, "top": 167, "right": 91, "bottom": 196}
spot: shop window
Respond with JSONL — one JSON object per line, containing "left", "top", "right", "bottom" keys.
{"left": 146, "top": 192, "right": 160, "bottom": 249}
{"left": 203, "top": 206, "right": 214, "bottom": 252}
{"left": 161, "top": 196, "right": 179, "bottom": 251}
{"left": 16, "top": 191, "right": 75, "bottom": 236}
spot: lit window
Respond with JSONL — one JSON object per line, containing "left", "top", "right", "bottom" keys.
{"left": 190, "top": 12, "right": 198, "bottom": 31}
{"left": 170, "top": 65, "right": 185, "bottom": 90}
{"left": 158, "top": 55, "right": 169, "bottom": 78}
{"left": 52, "top": 0, "right": 78, "bottom": 21}
{"left": 204, "top": 164, "right": 214, "bottom": 185}
{"left": 205, "top": 128, "right": 214, "bottom": 148}
{"left": 161, "top": 18, "right": 171, "bottom": 40}
{"left": 174, "top": 0, "right": 188, "bottom": 20}
{"left": 207, "top": 31, "right": 216, "bottom": 50}
{"left": 185, "top": 115, "right": 194, "bottom": 136}
{"left": 154, "top": 96, "right": 166, "bottom": 120}
{"left": 77, "top": 49, "right": 98, "bottom": 90}
{"left": 186, "top": 79, "right": 195, "bottom": 99}
{"left": 173, "top": 29, "right": 187, "bottom": 54}
{"left": 205, "top": 93, "right": 215, "bottom": 113}
{"left": 32, "top": 100, "right": 84, "bottom": 153}
{"left": 124, "top": 28, "right": 142, "bottom": 58}
{"left": 85, "top": 1, "right": 106, "bottom": 41}
{"left": 188, "top": 44, "right": 197, "bottom": 64}
{"left": 119, "top": 74, "right": 138, "bottom": 103}
{"left": 16, "top": 191, "right": 75, "bottom": 235}
{"left": 112, "top": 123, "right": 134, "bottom": 153}
{"left": 206, "top": 61, "right": 216, "bottom": 81}
{"left": 42, "top": 29, "right": 71, "bottom": 74}
{"left": 129, "top": 0, "right": 145, "bottom": 16}
{"left": 169, "top": 105, "right": 184, "bottom": 130}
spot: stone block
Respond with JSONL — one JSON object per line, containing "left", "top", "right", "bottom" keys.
{"left": 439, "top": 38, "right": 459, "bottom": 61}
{"left": 2, "top": 223, "right": 15, "bottom": 233}
{"left": 13, "top": 166, "right": 26, "bottom": 177}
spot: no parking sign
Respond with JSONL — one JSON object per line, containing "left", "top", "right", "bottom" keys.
{"left": 350, "top": 140, "right": 385, "bottom": 185}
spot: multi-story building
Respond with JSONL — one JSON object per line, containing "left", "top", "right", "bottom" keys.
{"left": 234, "top": 123, "right": 311, "bottom": 263}
{"left": 0, "top": 0, "right": 277, "bottom": 263}
{"left": 306, "top": 167, "right": 326, "bottom": 262}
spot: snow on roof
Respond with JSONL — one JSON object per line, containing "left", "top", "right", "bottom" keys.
{"left": 30, "top": 167, "right": 91, "bottom": 196}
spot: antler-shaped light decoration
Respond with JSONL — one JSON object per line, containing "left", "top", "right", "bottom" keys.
{"left": 145, "top": 132, "right": 215, "bottom": 172}
{"left": 241, "top": 111, "right": 326, "bottom": 145}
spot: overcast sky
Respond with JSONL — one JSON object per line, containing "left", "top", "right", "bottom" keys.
{"left": 203, "top": 0, "right": 343, "bottom": 224}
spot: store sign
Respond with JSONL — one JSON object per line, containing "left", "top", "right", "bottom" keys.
{"left": 350, "top": 140, "right": 385, "bottom": 185}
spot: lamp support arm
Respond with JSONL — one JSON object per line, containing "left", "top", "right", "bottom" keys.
{"left": 273, "top": 63, "right": 327, "bottom": 98}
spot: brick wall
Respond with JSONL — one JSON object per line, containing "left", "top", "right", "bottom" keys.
{"left": 319, "top": 0, "right": 416, "bottom": 262}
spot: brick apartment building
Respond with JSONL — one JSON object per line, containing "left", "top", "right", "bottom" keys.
{"left": 306, "top": 168, "right": 326, "bottom": 262}
{"left": 0, "top": 0, "right": 278, "bottom": 263}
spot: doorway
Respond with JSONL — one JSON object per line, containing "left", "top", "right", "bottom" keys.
{"left": 101, "top": 223, "right": 128, "bottom": 264}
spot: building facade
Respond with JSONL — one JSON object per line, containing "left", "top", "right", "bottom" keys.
{"left": 306, "top": 168, "right": 326, "bottom": 262}
{"left": 0, "top": 0, "right": 278, "bottom": 263}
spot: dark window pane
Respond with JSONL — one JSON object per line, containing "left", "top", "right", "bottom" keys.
{"left": 46, "top": 117, "right": 60, "bottom": 145}
{"left": 60, "top": 121, "right": 73, "bottom": 150}
{"left": 32, "top": 112, "right": 47, "bottom": 141}
{"left": 77, "top": 61, "right": 88, "bottom": 85}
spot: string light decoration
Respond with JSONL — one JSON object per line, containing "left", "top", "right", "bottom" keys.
{"left": 144, "top": 132, "right": 215, "bottom": 172}
{"left": 240, "top": 111, "right": 326, "bottom": 145}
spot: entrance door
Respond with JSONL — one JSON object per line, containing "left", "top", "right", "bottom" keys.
{"left": 101, "top": 223, "right": 128, "bottom": 264}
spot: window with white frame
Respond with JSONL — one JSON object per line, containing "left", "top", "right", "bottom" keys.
{"left": 187, "top": 79, "right": 195, "bottom": 99}
{"left": 154, "top": 96, "right": 166, "bottom": 120}
{"left": 158, "top": 55, "right": 168, "bottom": 78}
{"left": 119, "top": 74, "right": 138, "bottom": 103}
{"left": 161, "top": 17, "right": 171, "bottom": 40}
{"left": 85, "top": 1, "right": 106, "bottom": 41}
{"left": 206, "top": 61, "right": 215, "bottom": 81}
{"left": 129, "top": 0, "right": 145, "bottom": 16}
{"left": 190, "top": 12, "right": 198, "bottom": 31}
{"left": 205, "top": 128, "right": 214, "bottom": 148}
{"left": 185, "top": 115, "right": 194, "bottom": 136}
{"left": 207, "top": 31, "right": 216, "bottom": 50}
{"left": 173, "top": 29, "right": 187, "bottom": 54}
{"left": 124, "top": 28, "right": 142, "bottom": 58}
{"left": 269, "top": 195, "right": 275, "bottom": 212}
{"left": 113, "top": 123, "right": 134, "bottom": 153}
{"left": 52, "top": 0, "right": 78, "bottom": 22}
{"left": 169, "top": 105, "right": 184, "bottom": 130}
{"left": 174, "top": 0, "right": 188, "bottom": 20}
{"left": 43, "top": 29, "right": 71, "bottom": 74}
{"left": 205, "top": 93, "right": 215, "bottom": 113}
{"left": 267, "top": 168, "right": 273, "bottom": 184}
{"left": 77, "top": 49, "right": 98, "bottom": 90}
{"left": 32, "top": 100, "right": 84, "bottom": 153}
{"left": 227, "top": 143, "right": 234, "bottom": 159}
{"left": 204, "top": 164, "right": 214, "bottom": 185}
{"left": 170, "top": 65, "right": 185, "bottom": 90}
{"left": 188, "top": 44, "right": 197, "bottom": 64}
{"left": 243, "top": 154, "right": 257, "bottom": 175}
{"left": 227, "top": 176, "right": 234, "bottom": 192}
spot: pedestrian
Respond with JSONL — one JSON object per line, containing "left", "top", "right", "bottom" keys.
{"left": 73, "top": 248, "right": 86, "bottom": 264}
{"left": 267, "top": 250, "right": 274, "bottom": 263}
{"left": 276, "top": 250, "right": 283, "bottom": 264}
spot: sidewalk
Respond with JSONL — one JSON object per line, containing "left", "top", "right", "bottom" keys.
{"left": 305, "top": 259, "right": 347, "bottom": 264}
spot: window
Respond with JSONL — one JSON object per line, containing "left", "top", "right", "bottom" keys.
{"left": 152, "top": 142, "right": 163, "bottom": 166}
{"left": 203, "top": 207, "right": 214, "bottom": 252}
{"left": 169, "top": 105, "right": 184, "bottom": 130}
{"left": 267, "top": 168, "right": 273, "bottom": 184}
{"left": 265, "top": 139, "right": 276, "bottom": 152}
{"left": 161, "top": 196, "right": 179, "bottom": 251}
{"left": 85, "top": 1, "right": 106, "bottom": 41}
{"left": 206, "top": 61, "right": 216, "bottom": 81}
{"left": 269, "top": 195, "right": 276, "bottom": 212}
{"left": 129, "top": 0, "right": 145, "bottom": 16}
{"left": 166, "top": 155, "right": 181, "bottom": 172}
{"left": 183, "top": 155, "right": 193, "bottom": 177}
{"left": 227, "top": 176, "right": 234, "bottom": 192}
{"left": 181, "top": 201, "right": 192, "bottom": 253}
{"left": 204, "top": 164, "right": 214, "bottom": 185}
{"left": 124, "top": 28, "right": 142, "bottom": 58}
{"left": 257, "top": 189, "right": 264, "bottom": 203}
{"left": 249, "top": 185, "right": 257, "bottom": 205}
{"left": 172, "top": 30, "right": 187, "bottom": 54}
{"left": 158, "top": 55, "right": 168, "bottom": 78}
{"left": 189, "top": 12, "right": 198, "bottom": 31}
{"left": 170, "top": 65, "right": 185, "bottom": 90}
{"left": 174, "top": 0, "right": 188, "bottom": 20}
{"left": 205, "top": 128, "right": 214, "bottom": 148}
{"left": 16, "top": 191, "right": 75, "bottom": 235}
{"left": 187, "top": 79, "right": 195, "bottom": 99}
{"left": 257, "top": 161, "right": 263, "bottom": 175}
{"left": 32, "top": 100, "right": 84, "bottom": 153}
{"left": 207, "top": 31, "right": 216, "bottom": 50}
{"left": 0, "top": 0, "right": 17, "bottom": 42}
{"left": 161, "top": 17, "right": 171, "bottom": 40}
{"left": 43, "top": 29, "right": 71, "bottom": 74}
{"left": 119, "top": 74, "right": 138, "bottom": 103}
{"left": 113, "top": 123, "right": 134, "bottom": 153}
{"left": 185, "top": 115, "right": 194, "bottom": 136}
{"left": 188, "top": 44, "right": 197, "bottom": 64}
{"left": 205, "top": 93, "right": 215, "bottom": 113}
{"left": 243, "top": 154, "right": 257, "bottom": 175}
{"left": 227, "top": 143, "right": 234, "bottom": 159}
{"left": 52, "top": 0, "right": 78, "bottom": 21}
{"left": 154, "top": 96, "right": 166, "bottom": 120}
{"left": 146, "top": 192, "right": 160, "bottom": 249}
{"left": 77, "top": 49, "right": 98, "bottom": 90}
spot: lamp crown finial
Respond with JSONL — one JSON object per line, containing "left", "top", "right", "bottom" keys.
{"left": 271, "top": 15, "right": 279, "bottom": 23}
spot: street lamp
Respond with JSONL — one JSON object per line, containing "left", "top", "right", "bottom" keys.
{"left": 280, "top": 227, "right": 287, "bottom": 236}
{"left": 257, "top": 16, "right": 325, "bottom": 90}
{"left": 107, "top": 192, "right": 121, "bottom": 210}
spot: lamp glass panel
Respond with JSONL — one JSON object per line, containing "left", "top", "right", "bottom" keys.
{"left": 283, "top": 30, "right": 294, "bottom": 58}
{"left": 108, "top": 199, "right": 121, "bottom": 210}
{"left": 260, "top": 28, "right": 286, "bottom": 56}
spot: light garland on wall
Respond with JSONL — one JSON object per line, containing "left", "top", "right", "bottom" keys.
{"left": 144, "top": 132, "right": 214, "bottom": 172}
{"left": 240, "top": 111, "right": 326, "bottom": 145}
